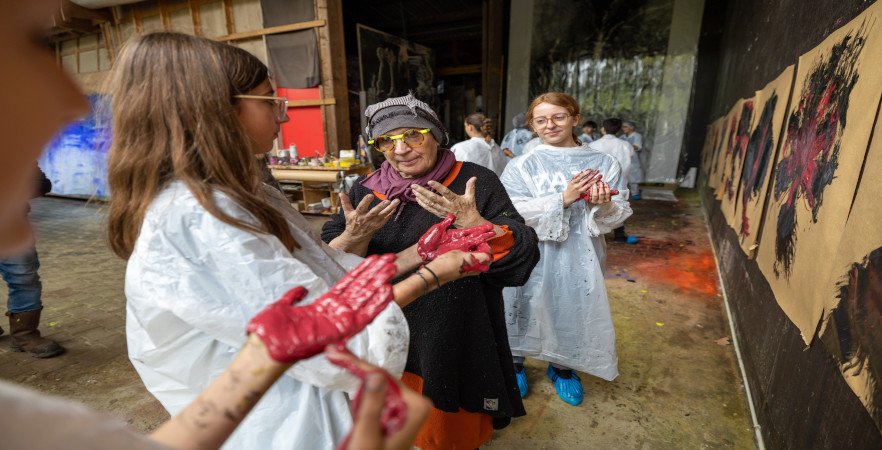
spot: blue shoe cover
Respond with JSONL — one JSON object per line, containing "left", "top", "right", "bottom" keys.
{"left": 515, "top": 366, "right": 528, "bottom": 398}
{"left": 546, "top": 364, "right": 583, "bottom": 406}
{"left": 630, "top": 194, "right": 642, "bottom": 201}
{"left": 626, "top": 235, "right": 639, "bottom": 244}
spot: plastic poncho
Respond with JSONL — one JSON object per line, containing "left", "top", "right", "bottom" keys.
{"left": 499, "top": 144, "right": 632, "bottom": 379}
{"left": 588, "top": 135, "right": 635, "bottom": 181}
{"left": 450, "top": 136, "right": 509, "bottom": 176}
{"left": 624, "top": 132, "right": 645, "bottom": 184}
{"left": 520, "top": 137, "right": 543, "bottom": 156}
{"left": 125, "top": 181, "right": 409, "bottom": 450}
{"left": 500, "top": 127, "right": 534, "bottom": 157}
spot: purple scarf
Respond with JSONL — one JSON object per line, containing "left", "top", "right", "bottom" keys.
{"left": 361, "top": 148, "right": 457, "bottom": 204}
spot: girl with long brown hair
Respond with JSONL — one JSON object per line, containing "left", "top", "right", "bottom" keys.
{"left": 500, "top": 92, "right": 632, "bottom": 406}
{"left": 450, "top": 112, "right": 510, "bottom": 176}
{"left": 106, "top": 32, "right": 491, "bottom": 449}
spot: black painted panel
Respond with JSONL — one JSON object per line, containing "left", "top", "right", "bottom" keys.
{"left": 701, "top": 187, "right": 882, "bottom": 448}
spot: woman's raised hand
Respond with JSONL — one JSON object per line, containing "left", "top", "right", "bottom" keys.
{"left": 411, "top": 177, "right": 484, "bottom": 228}
{"left": 245, "top": 254, "right": 397, "bottom": 364}
{"left": 581, "top": 181, "right": 614, "bottom": 205}
{"left": 340, "top": 193, "right": 400, "bottom": 242}
{"left": 417, "top": 213, "right": 494, "bottom": 262}
{"left": 562, "top": 169, "right": 601, "bottom": 208}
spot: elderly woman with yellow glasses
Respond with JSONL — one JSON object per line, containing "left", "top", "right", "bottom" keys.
{"left": 322, "top": 94, "right": 539, "bottom": 450}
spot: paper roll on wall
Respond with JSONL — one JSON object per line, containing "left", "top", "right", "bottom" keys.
{"left": 271, "top": 169, "right": 340, "bottom": 182}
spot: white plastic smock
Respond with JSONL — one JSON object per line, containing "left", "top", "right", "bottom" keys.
{"left": 520, "top": 137, "right": 543, "bottom": 156}
{"left": 624, "top": 132, "right": 645, "bottom": 184}
{"left": 450, "top": 136, "right": 509, "bottom": 176}
{"left": 500, "top": 127, "right": 534, "bottom": 157}
{"left": 588, "top": 135, "right": 635, "bottom": 182}
{"left": 125, "top": 181, "right": 409, "bottom": 450}
{"left": 499, "top": 144, "right": 632, "bottom": 379}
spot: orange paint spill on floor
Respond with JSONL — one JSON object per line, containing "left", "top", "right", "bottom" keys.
{"left": 632, "top": 249, "right": 720, "bottom": 296}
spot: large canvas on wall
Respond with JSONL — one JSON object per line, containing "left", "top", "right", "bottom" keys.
{"left": 732, "top": 66, "right": 796, "bottom": 257}
{"left": 713, "top": 99, "right": 744, "bottom": 201}
{"left": 818, "top": 114, "right": 882, "bottom": 431}
{"left": 357, "top": 24, "right": 436, "bottom": 108}
{"left": 705, "top": 118, "right": 724, "bottom": 189}
{"left": 720, "top": 98, "right": 756, "bottom": 228}
{"left": 756, "top": 3, "right": 882, "bottom": 343}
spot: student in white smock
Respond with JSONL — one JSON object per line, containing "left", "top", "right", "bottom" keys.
{"left": 105, "top": 33, "right": 491, "bottom": 450}
{"left": 622, "top": 120, "right": 645, "bottom": 199}
{"left": 589, "top": 118, "right": 638, "bottom": 242}
{"left": 500, "top": 92, "right": 632, "bottom": 407}
{"left": 450, "top": 112, "right": 510, "bottom": 177}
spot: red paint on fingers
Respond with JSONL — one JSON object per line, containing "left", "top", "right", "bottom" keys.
{"left": 245, "top": 254, "right": 397, "bottom": 364}
{"left": 327, "top": 344, "right": 407, "bottom": 450}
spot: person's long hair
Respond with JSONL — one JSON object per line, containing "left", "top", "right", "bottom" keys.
{"left": 525, "top": 92, "right": 582, "bottom": 146}
{"left": 465, "top": 112, "right": 493, "bottom": 144}
{"left": 105, "top": 32, "right": 298, "bottom": 259}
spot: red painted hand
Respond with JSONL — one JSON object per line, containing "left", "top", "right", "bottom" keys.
{"left": 417, "top": 213, "right": 495, "bottom": 262}
{"left": 246, "top": 253, "right": 397, "bottom": 364}
{"left": 579, "top": 175, "right": 619, "bottom": 202}
{"left": 327, "top": 344, "right": 407, "bottom": 450}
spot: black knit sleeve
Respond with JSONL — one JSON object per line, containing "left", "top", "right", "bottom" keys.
{"left": 320, "top": 179, "right": 373, "bottom": 243}
{"left": 466, "top": 164, "right": 540, "bottom": 288}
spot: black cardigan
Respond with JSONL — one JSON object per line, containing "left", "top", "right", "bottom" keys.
{"left": 322, "top": 162, "right": 539, "bottom": 427}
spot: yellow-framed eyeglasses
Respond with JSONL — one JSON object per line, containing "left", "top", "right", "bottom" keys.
{"left": 368, "top": 128, "right": 431, "bottom": 152}
{"left": 233, "top": 95, "right": 289, "bottom": 121}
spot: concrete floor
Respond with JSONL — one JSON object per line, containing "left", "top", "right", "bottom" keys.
{"left": 0, "top": 191, "right": 755, "bottom": 449}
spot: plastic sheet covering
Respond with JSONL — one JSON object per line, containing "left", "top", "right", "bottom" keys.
{"left": 125, "top": 181, "right": 408, "bottom": 449}
{"left": 520, "top": 137, "right": 543, "bottom": 156}
{"left": 261, "top": 0, "right": 320, "bottom": 88}
{"left": 500, "top": 127, "right": 534, "bottom": 157}
{"left": 450, "top": 137, "right": 510, "bottom": 176}
{"left": 0, "top": 380, "right": 168, "bottom": 450}
{"left": 499, "top": 144, "right": 631, "bottom": 378}
{"left": 527, "top": 0, "right": 704, "bottom": 184}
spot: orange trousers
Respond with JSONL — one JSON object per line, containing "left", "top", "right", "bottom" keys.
{"left": 401, "top": 372, "right": 493, "bottom": 450}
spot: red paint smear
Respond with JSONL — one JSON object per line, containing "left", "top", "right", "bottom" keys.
{"left": 328, "top": 344, "right": 407, "bottom": 450}
{"left": 631, "top": 250, "right": 720, "bottom": 297}
{"left": 246, "top": 254, "right": 397, "bottom": 364}
{"left": 417, "top": 214, "right": 495, "bottom": 262}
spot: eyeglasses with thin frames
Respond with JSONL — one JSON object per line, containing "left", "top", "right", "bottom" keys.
{"left": 368, "top": 128, "right": 431, "bottom": 152}
{"left": 234, "top": 95, "right": 289, "bottom": 121}
{"left": 531, "top": 113, "right": 572, "bottom": 128}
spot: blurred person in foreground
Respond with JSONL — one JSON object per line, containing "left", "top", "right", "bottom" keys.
{"left": 0, "top": 1, "right": 441, "bottom": 449}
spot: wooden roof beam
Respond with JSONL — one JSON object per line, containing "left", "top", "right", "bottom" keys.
{"left": 61, "top": 0, "right": 112, "bottom": 23}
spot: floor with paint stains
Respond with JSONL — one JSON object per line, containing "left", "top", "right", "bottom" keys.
{"left": 0, "top": 190, "right": 755, "bottom": 449}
